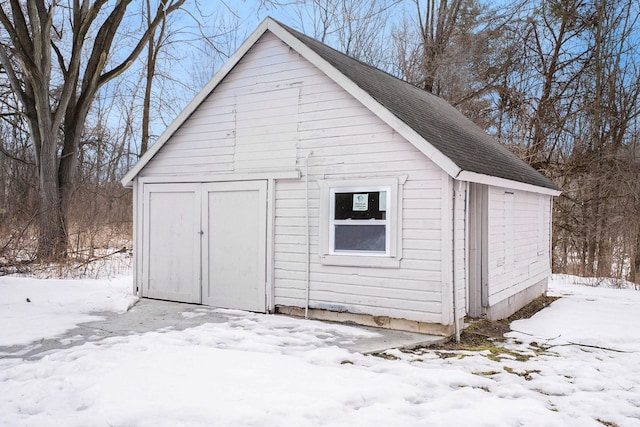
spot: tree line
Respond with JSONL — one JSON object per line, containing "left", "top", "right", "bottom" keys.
{"left": 0, "top": 0, "right": 638, "bottom": 283}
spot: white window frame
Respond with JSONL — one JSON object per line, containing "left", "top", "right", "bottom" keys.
{"left": 329, "top": 185, "right": 391, "bottom": 255}
{"left": 319, "top": 177, "right": 404, "bottom": 268}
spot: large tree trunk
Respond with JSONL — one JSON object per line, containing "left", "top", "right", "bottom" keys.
{"left": 37, "top": 173, "right": 66, "bottom": 261}
{"left": 35, "top": 117, "right": 67, "bottom": 261}
{"left": 58, "top": 115, "right": 82, "bottom": 259}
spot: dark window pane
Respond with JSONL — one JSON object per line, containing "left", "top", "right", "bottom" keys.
{"left": 334, "top": 224, "right": 386, "bottom": 252}
{"left": 334, "top": 192, "right": 386, "bottom": 220}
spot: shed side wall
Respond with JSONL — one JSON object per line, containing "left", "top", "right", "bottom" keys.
{"left": 486, "top": 186, "right": 551, "bottom": 306}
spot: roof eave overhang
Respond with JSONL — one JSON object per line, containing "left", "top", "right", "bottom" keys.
{"left": 269, "top": 21, "right": 564, "bottom": 196}
{"left": 455, "top": 170, "right": 562, "bottom": 196}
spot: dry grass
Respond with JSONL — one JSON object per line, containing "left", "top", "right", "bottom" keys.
{"left": 423, "top": 295, "right": 559, "bottom": 352}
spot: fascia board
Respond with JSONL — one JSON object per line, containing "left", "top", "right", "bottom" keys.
{"left": 456, "top": 170, "right": 562, "bottom": 196}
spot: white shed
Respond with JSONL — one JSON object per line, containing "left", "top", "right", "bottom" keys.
{"left": 122, "top": 18, "right": 561, "bottom": 336}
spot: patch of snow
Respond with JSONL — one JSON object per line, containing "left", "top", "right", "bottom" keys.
{"left": 510, "top": 274, "right": 640, "bottom": 352}
{"left": 180, "top": 311, "right": 206, "bottom": 319}
{"left": 551, "top": 273, "right": 638, "bottom": 290}
{"left": 0, "top": 275, "right": 137, "bottom": 346}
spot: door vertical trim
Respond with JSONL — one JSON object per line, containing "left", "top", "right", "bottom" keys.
{"left": 468, "top": 183, "right": 488, "bottom": 317}
{"left": 266, "top": 178, "right": 276, "bottom": 313}
{"left": 481, "top": 185, "right": 489, "bottom": 310}
{"left": 132, "top": 181, "right": 139, "bottom": 296}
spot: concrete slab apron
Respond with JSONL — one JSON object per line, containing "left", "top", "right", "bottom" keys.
{"left": 0, "top": 299, "right": 445, "bottom": 360}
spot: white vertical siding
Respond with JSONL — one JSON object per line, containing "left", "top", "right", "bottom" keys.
{"left": 487, "top": 187, "right": 551, "bottom": 305}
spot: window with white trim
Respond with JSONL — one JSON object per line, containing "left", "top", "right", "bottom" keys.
{"left": 319, "top": 177, "right": 403, "bottom": 268}
{"left": 330, "top": 187, "right": 390, "bottom": 255}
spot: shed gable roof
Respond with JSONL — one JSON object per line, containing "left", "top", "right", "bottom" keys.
{"left": 122, "top": 17, "right": 560, "bottom": 195}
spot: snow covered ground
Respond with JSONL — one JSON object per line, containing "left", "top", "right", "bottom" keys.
{"left": 0, "top": 274, "right": 639, "bottom": 426}
{"left": 0, "top": 275, "right": 137, "bottom": 347}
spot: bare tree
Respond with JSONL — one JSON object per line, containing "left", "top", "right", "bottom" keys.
{"left": 391, "top": 0, "right": 511, "bottom": 127}
{"left": 393, "top": 0, "right": 467, "bottom": 93}
{"left": 521, "top": 0, "right": 592, "bottom": 169}
{"left": 0, "top": 0, "right": 185, "bottom": 260}
{"left": 575, "top": 0, "right": 640, "bottom": 277}
{"left": 517, "top": 0, "right": 640, "bottom": 281}
{"left": 140, "top": 0, "right": 169, "bottom": 157}
{"left": 289, "top": 0, "right": 399, "bottom": 67}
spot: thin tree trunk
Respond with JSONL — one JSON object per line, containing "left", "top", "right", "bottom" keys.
{"left": 141, "top": 0, "right": 167, "bottom": 157}
{"left": 631, "top": 227, "right": 640, "bottom": 284}
{"left": 140, "top": 20, "right": 154, "bottom": 156}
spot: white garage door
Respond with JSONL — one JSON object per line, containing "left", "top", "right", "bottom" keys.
{"left": 202, "top": 181, "right": 267, "bottom": 312}
{"left": 142, "top": 184, "right": 201, "bottom": 303}
{"left": 141, "top": 181, "right": 267, "bottom": 312}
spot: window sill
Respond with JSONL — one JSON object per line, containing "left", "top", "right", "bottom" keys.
{"left": 320, "top": 254, "right": 401, "bottom": 269}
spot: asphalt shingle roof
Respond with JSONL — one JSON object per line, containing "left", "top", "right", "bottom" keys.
{"left": 278, "top": 22, "right": 560, "bottom": 192}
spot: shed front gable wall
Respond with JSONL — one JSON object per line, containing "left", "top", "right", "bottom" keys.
{"left": 134, "top": 31, "right": 453, "bottom": 327}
